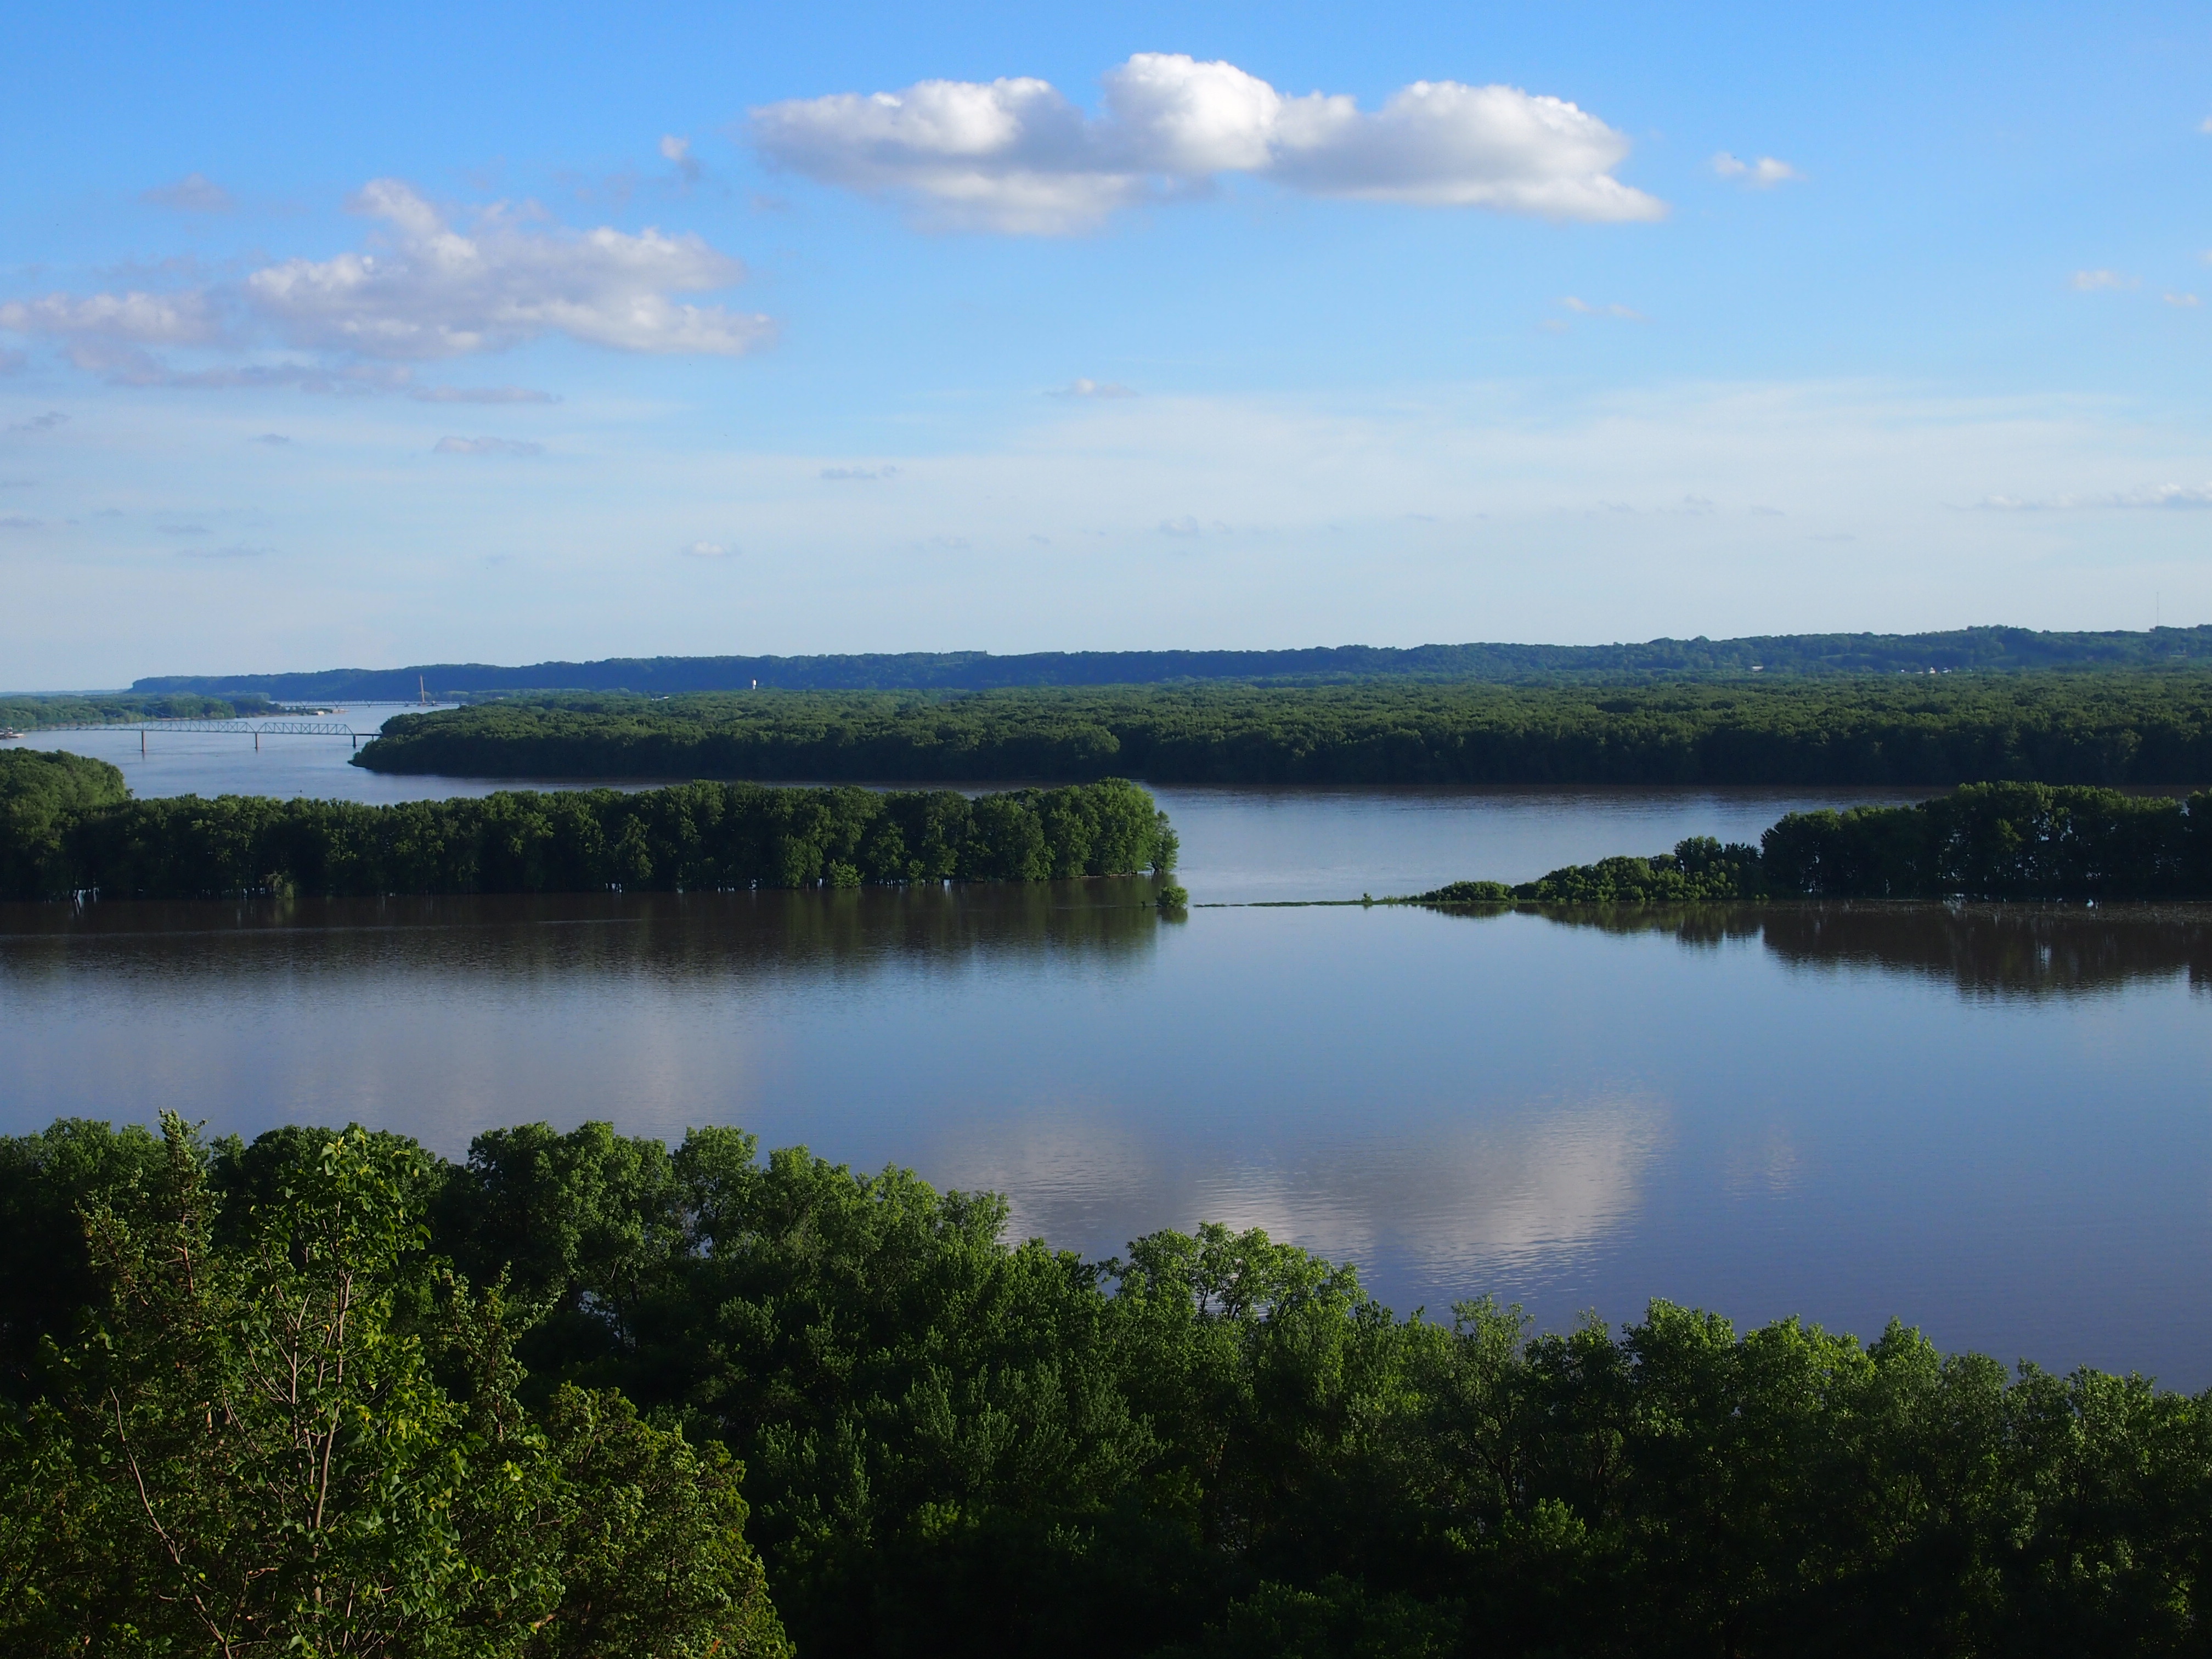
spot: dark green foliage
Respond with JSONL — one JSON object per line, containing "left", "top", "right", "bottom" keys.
{"left": 1764, "top": 781, "right": 2212, "bottom": 899}
{"left": 1418, "top": 881, "right": 1514, "bottom": 904}
{"left": 0, "top": 776, "right": 1176, "bottom": 901}
{"left": 534, "top": 1386, "right": 792, "bottom": 1659}
{"left": 0, "top": 1118, "right": 167, "bottom": 1398}
{"left": 1502, "top": 836, "right": 1771, "bottom": 902}
{"left": 0, "top": 748, "right": 128, "bottom": 899}
{"left": 0, "top": 1114, "right": 789, "bottom": 1658}
{"left": 128, "top": 622, "right": 2212, "bottom": 702}
{"left": 1430, "top": 786, "right": 2212, "bottom": 905}
{"left": 359, "top": 671, "right": 2212, "bottom": 786}
{"left": 12, "top": 1114, "right": 2212, "bottom": 1655}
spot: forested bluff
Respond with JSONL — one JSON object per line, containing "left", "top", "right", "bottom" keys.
{"left": 9, "top": 1111, "right": 2212, "bottom": 1658}
{"left": 0, "top": 751, "right": 1177, "bottom": 902}
{"left": 356, "top": 673, "right": 2212, "bottom": 787}
{"left": 125, "top": 621, "right": 2212, "bottom": 699}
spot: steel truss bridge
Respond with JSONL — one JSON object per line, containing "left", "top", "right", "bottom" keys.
{"left": 15, "top": 719, "right": 381, "bottom": 750}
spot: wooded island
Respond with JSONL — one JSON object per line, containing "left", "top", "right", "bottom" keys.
{"left": 354, "top": 672, "right": 2212, "bottom": 787}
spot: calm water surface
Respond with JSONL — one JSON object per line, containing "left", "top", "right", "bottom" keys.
{"left": 34, "top": 711, "right": 1932, "bottom": 897}
{"left": 8, "top": 729, "right": 2208, "bottom": 1382}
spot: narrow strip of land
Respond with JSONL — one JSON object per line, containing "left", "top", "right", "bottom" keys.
{"left": 351, "top": 673, "right": 2212, "bottom": 787}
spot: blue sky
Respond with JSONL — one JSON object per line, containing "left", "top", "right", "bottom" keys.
{"left": 2, "top": 0, "right": 2208, "bottom": 686}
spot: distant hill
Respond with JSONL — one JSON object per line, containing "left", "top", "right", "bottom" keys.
{"left": 130, "top": 625, "right": 2212, "bottom": 701}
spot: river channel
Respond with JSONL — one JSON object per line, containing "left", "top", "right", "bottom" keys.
{"left": 7, "top": 713, "right": 2210, "bottom": 1384}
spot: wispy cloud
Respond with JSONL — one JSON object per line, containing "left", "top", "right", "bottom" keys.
{"left": 0, "top": 348, "right": 24, "bottom": 376}
{"left": 682, "top": 540, "right": 734, "bottom": 557}
{"left": 156, "top": 522, "right": 210, "bottom": 535}
{"left": 751, "top": 53, "right": 1664, "bottom": 233}
{"left": 0, "top": 291, "right": 219, "bottom": 345}
{"left": 820, "top": 463, "right": 898, "bottom": 480}
{"left": 0, "top": 515, "right": 43, "bottom": 529}
{"left": 1976, "top": 482, "right": 2212, "bottom": 511}
{"left": 1051, "top": 377, "right": 1138, "bottom": 398}
{"left": 659, "top": 134, "right": 703, "bottom": 185}
{"left": 2070, "top": 269, "right": 2136, "bottom": 291}
{"left": 1154, "top": 514, "right": 1233, "bottom": 537}
{"left": 1561, "top": 296, "right": 1646, "bottom": 319}
{"left": 433, "top": 435, "right": 544, "bottom": 456}
{"left": 140, "top": 172, "right": 235, "bottom": 212}
{"left": 7, "top": 411, "right": 67, "bottom": 433}
{"left": 246, "top": 180, "right": 770, "bottom": 358}
{"left": 178, "top": 543, "right": 269, "bottom": 558}
{"left": 2164, "top": 292, "right": 2200, "bottom": 308}
{"left": 1711, "top": 152, "right": 1802, "bottom": 187}
{"left": 252, "top": 433, "right": 291, "bottom": 446}
{"left": 407, "top": 383, "right": 562, "bottom": 404}
{"left": 53, "top": 351, "right": 417, "bottom": 392}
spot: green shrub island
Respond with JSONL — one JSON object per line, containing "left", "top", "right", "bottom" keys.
{"left": 0, "top": 757, "right": 1175, "bottom": 901}
{"left": 358, "top": 671, "right": 2212, "bottom": 786}
{"left": 8, "top": 1114, "right": 2212, "bottom": 1657}
{"left": 1420, "top": 783, "right": 2212, "bottom": 904}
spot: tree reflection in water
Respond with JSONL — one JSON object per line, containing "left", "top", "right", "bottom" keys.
{"left": 1436, "top": 900, "right": 2212, "bottom": 999}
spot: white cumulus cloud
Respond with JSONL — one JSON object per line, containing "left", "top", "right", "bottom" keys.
{"left": 2070, "top": 269, "right": 2136, "bottom": 291}
{"left": 749, "top": 53, "right": 1662, "bottom": 233}
{"left": 1052, "top": 377, "right": 1137, "bottom": 398}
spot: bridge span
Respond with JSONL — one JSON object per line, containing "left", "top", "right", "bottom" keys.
{"left": 5, "top": 719, "right": 382, "bottom": 751}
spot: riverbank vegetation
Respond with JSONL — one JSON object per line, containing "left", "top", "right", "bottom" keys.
{"left": 0, "top": 750, "right": 128, "bottom": 899}
{"left": 0, "top": 773, "right": 1175, "bottom": 901}
{"left": 1423, "top": 783, "right": 2212, "bottom": 904}
{"left": 9, "top": 1111, "right": 2212, "bottom": 1657}
{"left": 355, "top": 672, "right": 2212, "bottom": 786}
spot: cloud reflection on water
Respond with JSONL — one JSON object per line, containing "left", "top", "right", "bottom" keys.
{"left": 931, "top": 1092, "right": 1669, "bottom": 1295}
